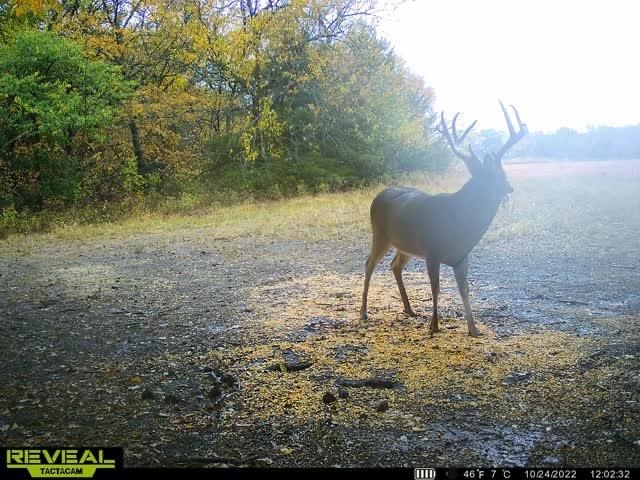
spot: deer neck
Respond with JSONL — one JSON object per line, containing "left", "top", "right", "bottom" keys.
{"left": 455, "top": 177, "right": 502, "bottom": 237}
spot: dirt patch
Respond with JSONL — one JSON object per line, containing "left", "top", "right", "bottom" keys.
{"left": 1, "top": 169, "right": 639, "bottom": 468}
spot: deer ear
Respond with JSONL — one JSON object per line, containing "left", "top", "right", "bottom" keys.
{"left": 466, "top": 145, "right": 484, "bottom": 176}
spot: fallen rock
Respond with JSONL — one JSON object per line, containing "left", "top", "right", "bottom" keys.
{"left": 322, "top": 392, "right": 337, "bottom": 404}
{"left": 141, "top": 388, "right": 155, "bottom": 400}
{"left": 375, "top": 400, "right": 389, "bottom": 412}
{"left": 221, "top": 374, "right": 237, "bottom": 387}
{"left": 208, "top": 385, "right": 222, "bottom": 400}
{"left": 164, "top": 393, "right": 181, "bottom": 404}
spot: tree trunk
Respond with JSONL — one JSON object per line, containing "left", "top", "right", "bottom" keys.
{"left": 129, "top": 119, "right": 146, "bottom": 175}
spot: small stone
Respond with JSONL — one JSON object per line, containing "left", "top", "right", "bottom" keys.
{"left": 443, "top": 431, "right": 457, "bottom": 441}
{"left": 208, "top": 386, "right": 222, "bottom": 400}
{"left": 375, "top": 399, "right": 389, "bottom": 412}
{"left": 322, "top": 392, "right": 337, "bottom": 404}
{"left": 164, "top": 394, "right": 181, "bottom": 404}
{"left": 338, "top": 388, "right": 349, "bottom": 399}
{"left": 220, "top": 373, "right": 237, "bottom": 387}
{"left": 141, "top": 388, "right": 155, "bottom": 400}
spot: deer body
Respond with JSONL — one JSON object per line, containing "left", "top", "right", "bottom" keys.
{"left": 360, "top": 102, "right": 527, "bottom": 337}
{"left": 372, "top": 183, "right": 502, "bottom": 267}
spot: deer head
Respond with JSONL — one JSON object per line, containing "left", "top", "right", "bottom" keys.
{"left": 439, "top": 101, "right": 528, "bottom": 200}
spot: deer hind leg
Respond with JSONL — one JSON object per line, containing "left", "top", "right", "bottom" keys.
{"left": 360, "top": 234, "right": 391, "bottom": 320}
{"left": 453, "top": 255, "right": 481, "bottom": 337}
{"left": 426, "top": 259, "right": 440, "bottom": 333}
{"left": 391, "top": 252, "right": 416, "bottom": 317}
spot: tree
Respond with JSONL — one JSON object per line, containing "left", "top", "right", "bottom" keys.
{"left": 0, "top": 29, "right": 131, "bottom": 210}
{"left": 514, "top": 125, "right": 640, "bottom": 160}
{"left": 293, "top": 25, "right": 444, "bottom": 180}
{"left": 2, "top": 0, "right": 453, "bottom": 216}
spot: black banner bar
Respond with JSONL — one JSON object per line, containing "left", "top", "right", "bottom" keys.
{"left": 116, "top": 468, "right": 636, "bottom": 480}
{"left": 1, "top": 449, "right": 638, "bottom": 480}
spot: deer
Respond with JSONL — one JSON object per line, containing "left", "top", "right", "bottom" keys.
{"left": 359, "top": 101, "right": 527, "bottom": 337}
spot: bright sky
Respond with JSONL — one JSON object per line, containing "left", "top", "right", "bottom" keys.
{"left": 377, "top": 0, "right": 640, "bottom": 132}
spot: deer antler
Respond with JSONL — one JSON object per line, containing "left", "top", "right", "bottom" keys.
{"left": 439, "top": 111, "right": 482, "bottom": 175}
{"left": 494, "top": 101, "right": 528, "bottom": 162}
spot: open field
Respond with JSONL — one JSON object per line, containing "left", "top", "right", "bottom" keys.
{"left": 506, "top": 158, "right": 640, "bottom": 178}
{"left": 1, "top": 160, "right": 639, "bottom": 467}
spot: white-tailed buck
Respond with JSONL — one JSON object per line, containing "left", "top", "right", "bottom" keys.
{"left": 360, "top": 102, "right": 527, "bottom": 336}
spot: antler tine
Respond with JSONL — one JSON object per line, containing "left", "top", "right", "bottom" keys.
{"left": 499, "top": 100, "right": 515, "bottom": 136}
{"left": 437, "top": 111, "right": 448, "bottom": 135}
{"left": 451, "top": 113, "right": 462, "bottom": 144}
{"left": 494, "top": 101, "right": 528, "bottom": 162}
{"left": 453, "top": 114, "right": 477, "bottom": 147}
{"left": 439, "top": 111, "right": 482, "bottom": 174}
{"left": 510, "top": 104, "right": 527, "bottom": 132}
{"left": 439, "top": 112, "right": 468, "bottom": 161}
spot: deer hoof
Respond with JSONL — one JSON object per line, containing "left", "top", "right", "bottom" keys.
{"left": 360, "top": 312, "right": 368, "bottom": 321}
{"left": 405, "top": 308, "right": 417, "bottom": 317}
{"left": 468, "top": 328, "right": 482, "bottom": 337}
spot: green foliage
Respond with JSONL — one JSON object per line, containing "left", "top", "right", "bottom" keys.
{"left": 201, "top": 22, "right": 448, "bottom": 196}
{"left": 308, "top": 26, "right": 437, "bottom": 174}
{"left": 1, "top": 0, "right": 453, "bottom": 234}
{"left": 0, "top": 29, "right": 131, "bottom": 210}
{"left": 212, "top": 153, "right": 365, "bottom": 200}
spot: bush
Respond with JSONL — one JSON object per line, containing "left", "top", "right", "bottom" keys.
{"left": 0, "top": 29, "right": 131, "bottom": 211}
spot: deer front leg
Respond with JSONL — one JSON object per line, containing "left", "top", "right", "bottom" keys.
{"left": 426, "top": 259, "right": 440, "bottom": 333}
{"left": 360, "top": 237, "right": 391, "bottom": 320}
{"left": 453, "top": 255, "right": 481, "bottom": 337}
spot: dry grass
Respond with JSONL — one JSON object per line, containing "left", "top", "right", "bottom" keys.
{"left": 2, "top": 161, "right": 639, "bottom": 256}
{"left": 487, "top": 175, "right": 640, "bottom": 243}
{"left": 0, "top": 173, "right": 462, "bottom": 256}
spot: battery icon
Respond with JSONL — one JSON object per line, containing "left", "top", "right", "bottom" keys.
{"left": 414, "top": 468, "right": 436, "bottom": 479}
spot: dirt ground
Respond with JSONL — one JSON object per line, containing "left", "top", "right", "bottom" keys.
{"left": 1, "top": 160, "right": 639, "bottom": 468}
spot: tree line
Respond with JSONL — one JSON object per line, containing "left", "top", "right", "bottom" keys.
{"left": 479, "top": 125, "right": 640, "bottom": 161}
{"left": 0, "top": 0, "right": 450, "bottom": 222}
